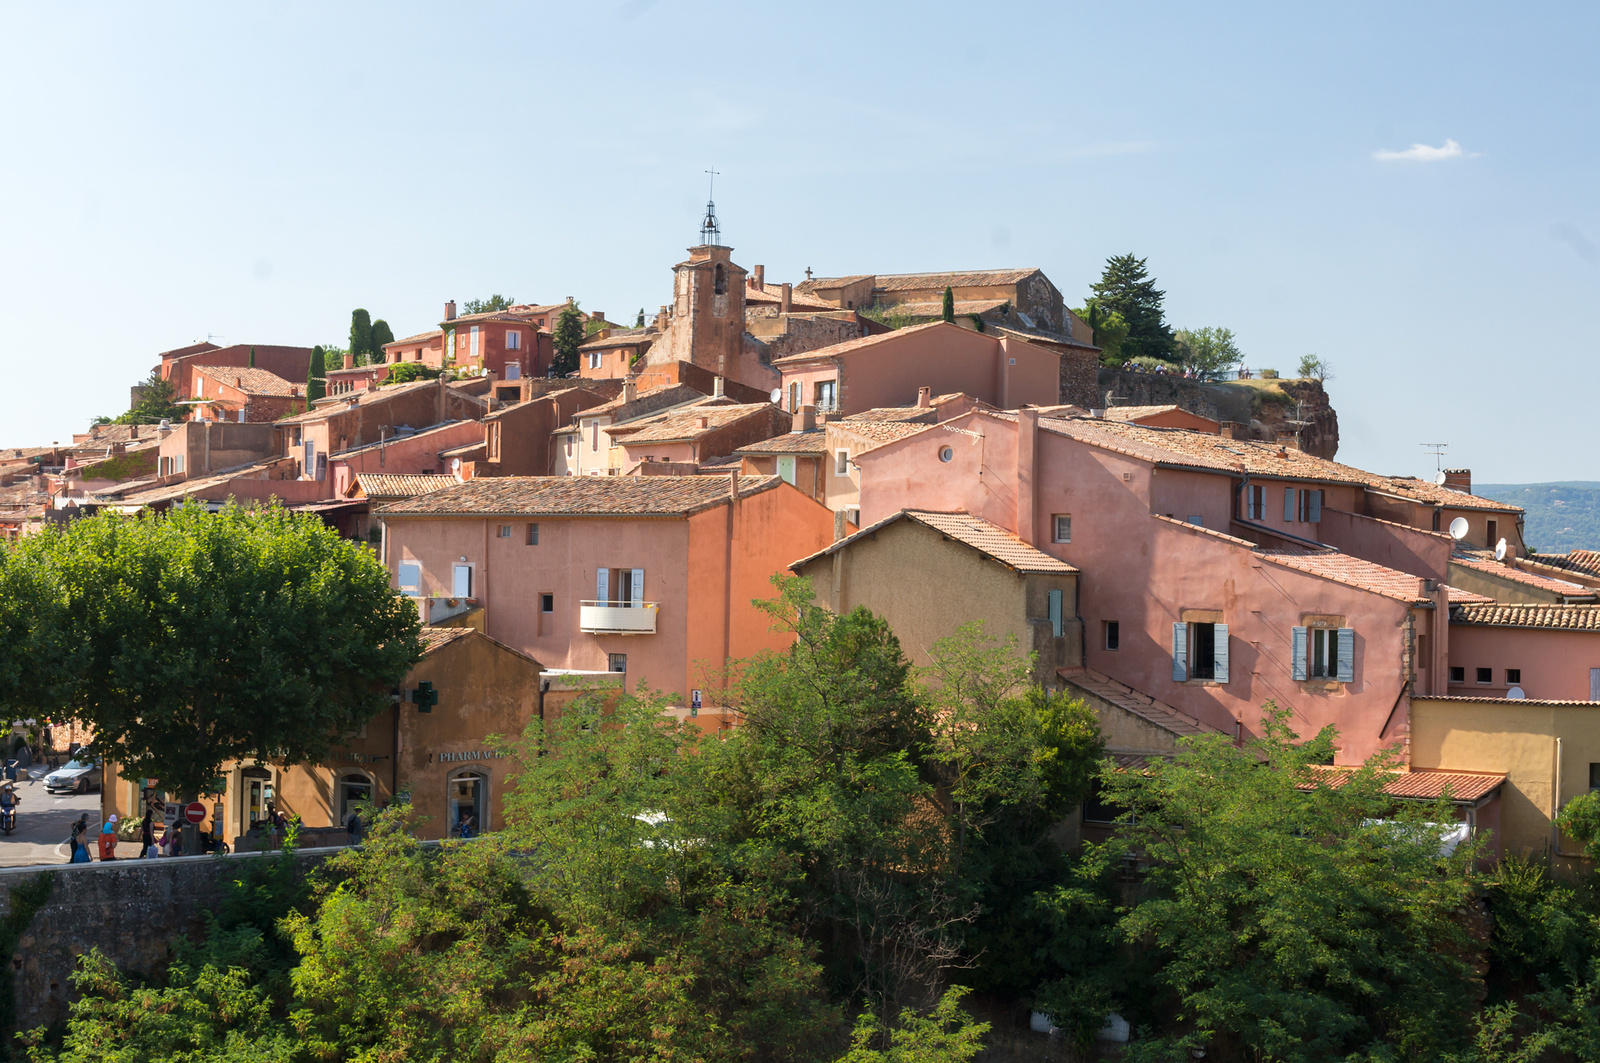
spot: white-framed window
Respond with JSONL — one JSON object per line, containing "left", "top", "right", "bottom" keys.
{"left": 469, "top": 325, "right": 481, "bottom": 360}
{"left": 1053, "top": 514, "right": 1072, "bottom": 543}
{"left": 397, "top": 563, "right": 421, "bottom": 593}
{"left": 452, "top": 564, "right": 473, "bottom": 598}
{"left": 587, "top": 351, "right": 601, "bottom": 370}
{"left": 815, "top": 380, "right": 837, "bottom": 411}
{"left": 526, "top": 523, "right": 539, "bottom": 545}
{"left": 1172, "top": 621, "right": 1229, "bottom": 683}
{"left": 834, "top": 449, "right": 849, "bottom": 476}
{"left": 506, "top": 330, "right": 521, "bottom": 350}
{"left": 1291, "top": 626, "right": 1354, "bottom": 682}
{"left": 596, "top": 567, "right": 646, "bottom": 607}
{"left": 497, "top": 525, "right": 511, "bottom": 538}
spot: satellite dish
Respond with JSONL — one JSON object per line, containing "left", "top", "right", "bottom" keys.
{"left": 1448, "top": 517, "right": 1469, "bottom": 540}
{"left": 1494, "top": 538, "right": 1508, "bottom": 561}
{"left": 769, "top": 388, "right": 782, "bottom": 405}
{"left": 451, "top": 458, "right": 462, "bottom": 476}
{"left": 1507, "top": 686, "right": 1526, "bottom": 700}
{"left": 1434, "top": 470, "right": 1448, "bottom": 486}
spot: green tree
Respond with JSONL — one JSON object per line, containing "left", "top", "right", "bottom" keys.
{"left": 306, "top": 346, "right": 326, "bottom": 401}
{"left": 1298, "top": 352, "right": 1334, "bottom": 382}
{"left": 102, "top": 369, "right": 187, "bottom": 426}
{"left": 1088, "top": 254, "right": 1174, "bottom": 362}
{"left": 1074, "top": 300, "right": 1129, "bottom": 364}
{"left": 370, "top": 319, "right": 395, "bottom": 361}
{"left": 635, "top": 307, "right": 646, "bottom": 327}
{"left": 1099, "top": 706, "right": 1484, "bottom": 1060}
{"left": 384, "top": 362, "right": 441, "bottom": 386}
{"left": 348, "top": 308, "right": 372, "bottom": 367}
{"left": 1174, "top": 325, "right": 1243, "bottom": 377}
{"left": 15, "top": 503, "right": 421, "bottom": 848}
{"left": 551, "top": 304, "right": 585, "bottom": 377}
{"left": 461, "top": 294, "right": 515, "bottom": 315}
{"left": 836, "top": 988, "right": 989, "bottom": 1063}
{"left": 248, "top": 345, "right": 255, "bottom": 368}
{"left": 940, "top": 286, "right": 955, "bottom": 324}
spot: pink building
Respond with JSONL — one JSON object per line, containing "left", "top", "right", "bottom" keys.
{"left": 188, "top": 366, "right": 305, "bottom": 423}
{"left": 160, "top": 344, "right": 314, "bottom": 402}
{"left": 376, "top": 475, "right": 838, "bottom": 724}
{"left": 772, "top": 321, "right": 1062, "bottom": 417}
{"left": 1446, "top": 604, "right": 1600, "bottom": 700}
{"left": 274, "top": 377, "right": 486, "bottom": 486}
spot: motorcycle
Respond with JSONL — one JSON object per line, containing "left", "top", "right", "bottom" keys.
{"left": 1, "top": 803, "right": 16, "bottom": 836}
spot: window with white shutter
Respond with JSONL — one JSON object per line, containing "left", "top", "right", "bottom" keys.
{"left": 1213, "top": 624, "right": 1229, "bottom": 683}
{"left": 1335, "top": 627, "right": 1355, "bottom": 682}
{"left": 630, "top": 568, "right": 645, "bottom": 608}
{"left": 595, "top": 567, "right": 609, "bottom": 606}
{"left": 1292, "top": 626, "right": 1309, "bottom": 680}
{"left": 1172, "top": 622, "right": 1188, "bottom": 682}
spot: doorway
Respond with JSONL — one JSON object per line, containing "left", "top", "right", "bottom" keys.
{"left": 448, "top": 770, "right": 488, "bottom": 838}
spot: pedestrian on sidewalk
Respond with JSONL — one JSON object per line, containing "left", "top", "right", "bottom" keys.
{"left": 68, "top": 819, "right": 89, "bottom": 864}
{"left": 98, "top": 814, "right": 119, "bottom": 861}
{"left": 138, "top": 808, "right": 155, "bottom": 858}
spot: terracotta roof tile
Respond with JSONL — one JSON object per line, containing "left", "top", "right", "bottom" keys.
{"left": 735, "top": 430, "right": 827, "bottom": 455}
{"left": 581, "top": 384, "right": 708, "bottom": 419}
{"left": 1059, "top": 667, "right": 1223, "bottom": 738}
{"left": 832, "top": 420, "right": 936, "bottom": 446}
{"left": 1450, "top": 552, "right": 1598, "bottom": 599}
{"left": 350, "top": 473, "right": 455, "bottom": 502}
{"left": 1450, "top": 603, "right": 1600, "bottom": 630}
{"left": 1102, "top": 405, "right": 1183, "bottom": 421}
{"left": 376, "top": 474, "right": 779, "bottom": 518}
{"left": 1446, "top": 585, "right": 1497, "bottom": 604}
{"left": 1521, "top": 551, "right": 1600, "bottom": 579}
{"left": 1307, "top": 765, "right": 1505, "bottom": 803}
{"left": 274, "top": 379, "right": 452, "bottom": 425}
{"left": 871, "top": 268, "right": 1040, "bottom": 292}
{"left": 613, "top": 403, "right": 774, "bottom": 445}
{"left": 1257, "top": 550, "right": 1434, "bottom": 604}
{"left": 387, "top": 329, "right": 444, "bottom": 347}
{"left": 860, "top": 297, "right": 1012, "bottom": 318}
{"left": 193, "top": 366, "right": 299, "bottom": 397}
{"left": 743, "top": 283, "right": 838, "bottom": 311}
{"left": 771, "top": 320, "right": 956, "bottom": 366}
{"left": 791, "top": 509, "right": 1076, "bottom": 575}
{"left": 418, "top": 627, "right": 476, "bottom": 654}
{"left": 578, "top": 328, "right": 656, "bottom": 351}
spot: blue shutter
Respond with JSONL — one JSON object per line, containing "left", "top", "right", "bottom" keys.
{"left": 1048, "top": 589, "right": 1063, "bottom": 638}
{"left": 1284, "top": 487, "right": 1295, "bottom": 522}
{"left": 1291, "top": 626, "right": 1308, "bottom": 681}
{"left": 1336, "top": 627, "right": 1355, "bottom": 683}
{"left": 596, "top": 567, "right": 609, "bottom": 605}
{"left": 1172, "top": 622, "right": 1188, "bottom": 682}
{"left": 1213, "top": 624, "right": 1229, "bottom": 683}
{"left": 1309, "top": 490, "right": 1323, "bottom": 523}
{"left": 631, "top": 569, "right": 645, "bottom": 608}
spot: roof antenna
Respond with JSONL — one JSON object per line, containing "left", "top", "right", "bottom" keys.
{"left": 700, "top": 168, "right": 721, "bottom": 246}
{"left": 1419, "top": 442, "right": 1449, "bottom": 473}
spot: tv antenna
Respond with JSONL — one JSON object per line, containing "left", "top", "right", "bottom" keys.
{"left": 1420, "top": 442, "right": 1449, "bottom": 472}
{"left": 700, "top": 168, "right": 721, "bottom": 245}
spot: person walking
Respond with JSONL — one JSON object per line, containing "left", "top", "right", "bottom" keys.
{"left": 138, "top": 808, "right": 155, "bottom": 858}
{"left": 68, "top": 821, "right": 90, "bottom": 864}
{"left": 345, "top": 807, "right": 364, "bottom": 846}
{"left": 97, "top": 814, "right": 119, "bottom": 861}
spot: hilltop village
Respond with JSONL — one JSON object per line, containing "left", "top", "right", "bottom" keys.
{"left": 6, "top": 222, "right": 1600, "bottom": 874}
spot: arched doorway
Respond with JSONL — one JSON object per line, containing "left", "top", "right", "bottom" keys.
{"left": 447, "top": 769, "right": 488, "bottom": 838}
{"left": 336, "top": 772, "right": 374, "bottom": 828}
{"left": 239, "top": 765, "right": 274, "bottom": 837}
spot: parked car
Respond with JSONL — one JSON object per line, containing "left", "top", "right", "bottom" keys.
{"left": 43, "top": 758, "right": 102, "bottom": 795}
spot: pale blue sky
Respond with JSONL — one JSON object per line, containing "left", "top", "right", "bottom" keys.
{"left": 2, "top": 2, "right": 1594, "bottom": 481}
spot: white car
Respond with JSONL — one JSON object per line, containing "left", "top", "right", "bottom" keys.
{"left": 43, "top": 758, "right": 102, "bottom": 795}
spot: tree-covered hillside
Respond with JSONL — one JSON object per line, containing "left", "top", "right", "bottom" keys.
{"left": 1476, "top": 481, "right": 1600, "bottom": 552}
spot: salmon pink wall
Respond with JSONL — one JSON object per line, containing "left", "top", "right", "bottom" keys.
{"left": 1447, "top": 624, "right": 1600, "bottom": 701}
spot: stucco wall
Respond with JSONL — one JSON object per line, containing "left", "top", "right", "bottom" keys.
{"left": 1446, "top": 624, "right": 1600, "bottom": 701}
{"left": 1318, "top": 508, "right": 1453, "bottom": 584}
{"left": 1447, "top": 561, "right": 1566, "bottom": 606}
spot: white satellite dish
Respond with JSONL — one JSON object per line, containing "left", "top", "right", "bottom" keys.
{"left": 1434, "top": 470, "right": 1448, "bottom": 486}
{"left": 1494, "top": 538, "right": 1508, "bottom": 561}
{"left": 769, "top": 388, "right": 782, "bottom": 405}
{"left": 1507, "top": 686, "right": 1526, "bottom": 700}
{"left": 1448, "top": 517, "right": 1469, "bottom": 540}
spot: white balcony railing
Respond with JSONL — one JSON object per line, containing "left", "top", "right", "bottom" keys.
{"left": 579, "top": 600, "right": 659, "bottom": 635}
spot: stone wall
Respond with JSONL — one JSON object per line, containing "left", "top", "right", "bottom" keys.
{"left": 1096, "top": 370, "right": 1340, "bottom": 460}
{"left": 1059, "top": 349, "right": 1099, "bottom": 409}
{"left": 3, "top": 849, "right": 336, "bottom": 1034}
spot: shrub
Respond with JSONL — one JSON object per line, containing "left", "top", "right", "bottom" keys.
{"left": 384, "top": 362, "right": 441, "bottom": 386}
{"left": 1259, "top": 368, "right": 1280, "bottom": 379}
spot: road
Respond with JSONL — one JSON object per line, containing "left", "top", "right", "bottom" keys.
{"left": 0, "top": 777, "right": 141, "bottom": 867}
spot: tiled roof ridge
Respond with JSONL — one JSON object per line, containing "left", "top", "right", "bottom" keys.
{"left": 1258, "top": 549, "right": 1433, "bottom": 605}
{"left": 770, "top": 320, "right": 957, "bottom": 366}
{"left": 330, "top": 420, "right": 472, "bottom": 459}
{"left": 788, "top": 507, "right": 1074, "bottom": 575}
{"left": 1153, "top": 513, "right": 1259, "bottom": 548}
{"left": 1059, "top": 667, "right": 1224, "bottom": 737}
{"left": 1450, "top": 553, "right": 1596, "bottom": 597}
{"left": 388, "top": 329, "right": 444, "bottom": 346}
{"left": 377, "top": 474, "right": 783, "bottom": 518}
{"left": 1450, "top": 602, "right": 1600, "bottom": 630}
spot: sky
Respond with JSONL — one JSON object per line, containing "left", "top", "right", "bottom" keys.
{"left": 1, "top": 1, "right": 1595, "bottom": 482}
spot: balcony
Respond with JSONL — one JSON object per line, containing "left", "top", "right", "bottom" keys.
{"left": 579, "top": 600, "right": 659, "bottom": 635}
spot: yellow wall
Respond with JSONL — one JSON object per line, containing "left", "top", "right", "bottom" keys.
{"left": 1411, "top": 695, "right": 1600, "bottom": 876}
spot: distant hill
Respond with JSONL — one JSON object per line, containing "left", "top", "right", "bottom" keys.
{"left": 1475, "top": 482, "right": 1600, "bottom": 553}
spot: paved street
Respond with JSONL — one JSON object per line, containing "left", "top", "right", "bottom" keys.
{"left": 0, "top": 777, "right": 130, "bottom": 867}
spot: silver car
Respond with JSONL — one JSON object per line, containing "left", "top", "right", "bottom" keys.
{"left": 43, "top": 758, "right": 102, "bottom": 795}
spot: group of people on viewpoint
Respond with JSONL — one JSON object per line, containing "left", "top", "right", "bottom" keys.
{"left": 1118, "top": 360, "right": 1252, "bottom": 380}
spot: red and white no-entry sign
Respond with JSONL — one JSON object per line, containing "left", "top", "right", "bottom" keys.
{"left": 184, "top": 802, "right": 207, "bottom": 824}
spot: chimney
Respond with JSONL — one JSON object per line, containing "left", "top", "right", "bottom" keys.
{"left": 752, "top": 264, "right": 765, "bottom": 288}
{"left": 793, "top": 404, "right": 817, "bottom": 433}
{"left": 444, "top": 300, "right": 457, "bottom": 321}
{"left": 1220, "top": 420, "right": 1245, "bottom": 439}
{"left": 566, "top": 296, "right": 575, "bottom": 306}
{"left": 592, "top": 311, "right": 604, "bottom": 325}
{"left": 712, "top": 376, "right": 725, "bottom": 399}
{"left": 917, "top": 386, "right": 931, "bottom": 408}
{"left": 780, "top": 283, "right": 792, "bottom": 314}
{"left": 343, "top": 352, "right": 354, "bottom": 371}
{"left": 1443, "top": 468, "right": 1472, "bottom": 494}
{"left": 622, "top": 379, "right": 637, "bottom": 404}
{"left": 235, "top": 376, "right": 242, "bottom": 388}
{"left": 728, "top": 471, "right": 740, "bottom": 500}
{"left": 656, "top": 305, "right": 669, "bottom": 330}
{"left": 698, "top": 416, "right": 710, "bottom": 429}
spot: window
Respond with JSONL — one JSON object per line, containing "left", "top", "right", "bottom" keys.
{"left": 1173, "top": 621, "right": 1229, "bottom": 683}
{"left": 448, "top": 770, "right": 487, "bottom": 837}
{"left": 452, "top": 564, "right": 472, "bottom": 598}
{"left": 1449, "top": 666, "right": 1465, "bottom": 683}
{"left": 1292, "top": 626, "right": 1354, "bottom": 682}
{"left": 590, "top": 422, "right": 600, "bottom": 451}
{"left": 1488, "top": 520, "right": 1499, "bottom": 545}
{"left": 1298, "top": 489, "right": 1324, "bottom": 522}
{"left": 713, "top": 263, "right": 727, "bottom": 295}
{"left": 1284, "top": 487, "right": 1295, "bottom": 522}
{"left": 1507, "top": 668, "right": 1521, "bottom": 684}
{"left": 540, "top": 593, "right": 554, "bottom": 613}
{"left": 526, "top": 523, "right": 539, "bottom": 545}
{"left": 1476, "top": 667, "right": 1493, "bottom": 684}
{"left": 1082, "top": 780, "right": 1130, "bottom": 825}
{"left": 1104, "top": 621, "right": 1120, "bottom": 650}
{"left": 788, "top": 381, "right": 801, "bottom": 412}
{"left": 815, "top": 380, "right": 837, "bottom": 411}
{"left": 1053, "top": 514, "right": 1072, "bottom": 543}
{"left": 597, "top": 567, "right": 645, "bottom": 607}
{"left": 587, "top": 351, "right": 601, "bottom": 370}
{"left": 1187, "top": 515, "right": 1203, "bottom": 526}
{"left": 834, "top": 449, "right": 849, "bottom": 476}
{"left": 497, "top": 525, "right": 511, "bottom": 538}
{"left": 1248, "top": 485, "right": 1265, "bottom": 520}
{"left": 506, "top": 330, "right": 521, "bottom": 350}
{"left": 1590, "top": 763, "right": 1600, "bottom": 791}
{"left": 609, "top": 653, "right": 628, "bottom": 673}
{"left": 337, "top": 773, "right": 372, "bottom": 828}
{"left": 397, "top": 563, "right": 421, "bottom": 593}
{"left": 469, "top": 325, "right": 480, "bottom": 360}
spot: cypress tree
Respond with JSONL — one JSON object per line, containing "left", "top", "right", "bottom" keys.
{"left": 307, "top": 346, "right": 327, "bottom": 401}
{"left": 370, "top": 319, "right": 395, "bottom": 362}
{"left": 551, "top": 306, "right": 585, "bottom": 377}
{"left": 248, "top": 345, "right": 256, "bottom": 368}
{"left": 349, "top": 309, "right": 372, "bottom": 367}
{"left": 940, "top": 286, "right": 955, "bottom": 323}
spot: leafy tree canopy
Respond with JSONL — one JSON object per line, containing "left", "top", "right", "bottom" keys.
{"left": 462, "top": 294, "right": 516, "bottom": 315}
{"left": 1174, "top": 325, "right": 1243, "bottom": 377}
{"left": 348, "top": 309, "right": 373, "bottom": 367}
{"left": 97, "top": 369, "right": 188, "bottom": 427}
{"left": 1298, "top": 352, "right": 1334, "bottom": 382}
{"left": 1088, "top": 254, "right": 1174, "bottom": 362}
{"left": 1073, "top": 300, "right": 1129, "bottom": 364}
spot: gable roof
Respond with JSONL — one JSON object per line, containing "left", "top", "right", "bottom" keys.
{"left": 612, "top": 403, "right": 774, "bottom": 445}
{"left": 416, "top": 626, "right": 546, "bottom": 670}
{"left": 1257, "top": 550, "right": 1435, "bottom": 605}
{"left": 578, "top": 327, "right": 656, "bottom": 351}
{"left": 350, "top": 473, "right": 455, "bottom": 503}
{"left": 376, "top": 474, "right": 781, "bottom": 518}
{"left": 273, "top": 378, "right": 450, "bottom": 425}
{"left": 1450, "top": 603, "right": 1600, "bottom": 631}
{"left": 790, "top": 508, "right": 1076, "bottom": 576}
{"left": 735, "top": 430, "right": 827, "bottom": 455}
{"left": 771, "top": 320, "right": 970, "bottom": 367}
{"left": 192, "top": 366, "right": 299, "bottom": 397}
{"left": 831, "top": 419, "right": 937, "bottom": 447}
{"left": 1060, "top": 667, "right": 1224, "bottom": 739}
{"left": 871, "top": 268, "right": 1041, "bottom": 292}
{"left": 1450, "top": 551, "right": 1598, "bottom": 599}
{"left": 387, "top": 329, "right": 444, "bottom": 347}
